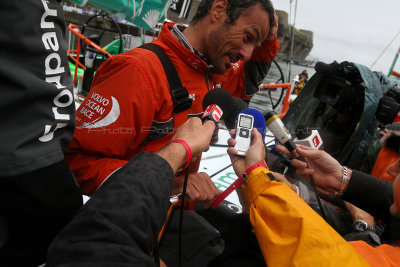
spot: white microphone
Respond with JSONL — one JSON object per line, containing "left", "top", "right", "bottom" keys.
{"left": 264, "top": 110, "right": 297, "bottom": 152}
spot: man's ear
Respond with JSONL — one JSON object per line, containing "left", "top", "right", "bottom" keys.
{"left": 210, "top": 0, "right": 228, "bottom": 22}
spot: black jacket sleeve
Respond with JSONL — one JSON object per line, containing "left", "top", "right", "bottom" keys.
{"left": 0, "top": 0, "right": 76, "bottom": 176}
{"left": 46, "top": 152, "right": 174, "bottom": 266}
{"left": 343, "top": 170, "right": 394, "bottom": 222}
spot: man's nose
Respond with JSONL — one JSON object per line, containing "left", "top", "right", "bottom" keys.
{"left": 238, "top": 44, "right": 255, "bottom": 62}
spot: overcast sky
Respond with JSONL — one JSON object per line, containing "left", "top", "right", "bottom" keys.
{"left": 272, "top": 0, "right": 400, "bottom": 74}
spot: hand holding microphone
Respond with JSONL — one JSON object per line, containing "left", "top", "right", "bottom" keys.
{"left": 263, "top": 110, "right": 324, "bottom": 160}
{"left": 169, "top": 88, "right": 238, "bottom": 206}
{"left": 170, "top": 88, "right": 236, "bottom": 163}
{"left": 276, "top": 144, "right": 345, "bottom": 199}
{"left": 171, "top": 117, "right": 216, "bottom": 157}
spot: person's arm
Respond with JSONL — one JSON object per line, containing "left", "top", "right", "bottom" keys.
{"left": 276, "top": 144, "right": 394, "bottom": 221}
{"left": 47, "top": 118, "right": 215, "bottom": 266}
{"left": 343, "top": 170, "right": 393, "bottom": 221}
{"left": 227, "top": 130, "right": 369, "bottom": 266}
{"left": 47, "top": 152, "right": 174, "bottom": 266}
{"left": 344, "top": 201, "right": 375, "bottom": 227}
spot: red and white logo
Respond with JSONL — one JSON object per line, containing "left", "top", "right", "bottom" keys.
{"left": 312, "top": 135, "right": 320, "bottom": 148}
{"left": 202, "top": 104, "right": 223, "bottom": 123}
{"left": 76, "top": 93, "right": 120, "bottom": 129}
{"left": 211, "top": 105, "right": 223, "bottom": 122}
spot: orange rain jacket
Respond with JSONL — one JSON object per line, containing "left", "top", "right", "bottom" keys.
{"left": 371, "top": 146, "right": 400, "bottom": 182}
{"left": 66, "top": 22, "right": 279, "bottom": 195}
{"left": 349, "top": 241, "right": 400, "bottom": 267}
{"left": 241, "top": 167, "right": 371, "bottom": 266}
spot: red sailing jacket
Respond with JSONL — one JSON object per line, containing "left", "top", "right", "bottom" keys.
{"left": 66, "top": 22, "right": 279, "bottom": 195}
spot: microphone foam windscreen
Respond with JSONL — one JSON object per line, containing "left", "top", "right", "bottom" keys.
{"left": 202, "top": 88, "right": 234, "bottom": 120}
{"left": 239, "top": 108, "right": 266, "bottom": 143}
{"left": 224, "top": 97, "right": 249, "bottom": 129}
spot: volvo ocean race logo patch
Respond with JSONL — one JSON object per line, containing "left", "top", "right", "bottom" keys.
{"left": 77, "top": 93, "right": 120, "bottom": 129}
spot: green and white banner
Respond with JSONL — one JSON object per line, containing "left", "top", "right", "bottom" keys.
{"left": 70, "top": 0, "right": 172, "bottom": 31}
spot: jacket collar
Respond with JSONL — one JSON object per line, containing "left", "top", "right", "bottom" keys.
{"left": 156, "top": 22, "right": 209, "bottom": 73}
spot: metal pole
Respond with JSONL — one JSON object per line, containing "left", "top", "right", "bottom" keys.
{"left": 286, "top": 0, "right": 293, "bottom": 81}
{"left": 288, "top": 0, "right": 298, "bottom": 82}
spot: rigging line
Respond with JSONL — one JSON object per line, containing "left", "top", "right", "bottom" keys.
{"left": 210, "top": 163, "right": 232, "bottom": 178}
{"left": 370, "top": 30, "right": 400, "bottom": 68}
{"left": 288, "top": 0, "right": 298, "bottom": 81}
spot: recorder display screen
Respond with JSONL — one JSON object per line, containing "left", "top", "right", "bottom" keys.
{"left": 239, "top": 115, "right": 252, "bottom": 128}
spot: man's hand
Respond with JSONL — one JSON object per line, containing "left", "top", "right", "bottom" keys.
{"left": 171, "top": 117, "right": 215, "bottom": 156}
{"left": 227, "top": 128, "right": 266, "bottom": 177}
{"left": 157, "top": 118, "right": 215, "bottom": 173}
{"left": 276, "top": 144, "right": 347, "bottom": 198}
{"left": 172, "top": 172, "right": 220, "bottom": 208}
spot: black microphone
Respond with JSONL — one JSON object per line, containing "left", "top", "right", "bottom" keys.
{"left": 201, "top": 88, "right": 235, "bottom": 123}
{"left": 224, "top": 97, "right": 249, "bottom": 129}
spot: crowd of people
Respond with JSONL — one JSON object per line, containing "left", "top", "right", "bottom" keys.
{"left": 1, "top": 0, "right": 399, "bottom": 266}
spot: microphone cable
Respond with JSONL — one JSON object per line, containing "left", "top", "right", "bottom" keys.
{"left": 157, "top": 163, "right": 191, "bottom": 267}
{"left": 309, "top": 179, "right": 328, "bottom": 221}
{"left": 178, "top": 162, "right": 191, "bottom": 267}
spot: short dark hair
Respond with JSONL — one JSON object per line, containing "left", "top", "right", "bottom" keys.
{"left": 191, "top": 0, "right": 274, "bottom": 28}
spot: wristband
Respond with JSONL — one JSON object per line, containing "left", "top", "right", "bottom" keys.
{"left": 242, "top": 162, "right": 267, "bottom": 179}
{"left": 339, "top": 166, "right": 348, "bottom": 196}
{"left": 211, "top": 162, "right": 267, "bottom": 210}
{"left": 170, "top": 139, "right": 192, "bottom": 169}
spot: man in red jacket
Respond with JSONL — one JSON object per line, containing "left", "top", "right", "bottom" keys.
{"left": 66, "top": 0, "right": 280, "bottom": 201}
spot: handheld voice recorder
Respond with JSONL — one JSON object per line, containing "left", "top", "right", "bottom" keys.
{"left": 234, "top": 113, "right": 254, "bottom": 156}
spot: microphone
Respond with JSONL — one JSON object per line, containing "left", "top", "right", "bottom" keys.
{"left": 293, "top": 128, "right": 323, "bottom": 150}
{"left": 238, "top": 108, "right": 267, "bottom": 144}
{"left": 224, "top": 97, "right": 249, "bottom": 129}
{"left": 202, "top": 104, "right": 224, "bottom": 124}
{"left": 202, "top": 88, "right": 235, "bottom": 123}
{"left": 201, "top": 88, "right": 235, "bottom": 143}
{"left": 264, "top": 110, "right": 297, "bottom": 153}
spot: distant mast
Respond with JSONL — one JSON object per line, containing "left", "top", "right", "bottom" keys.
{"left": 388, "top": 47, "right": 400, "bottom": 77}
